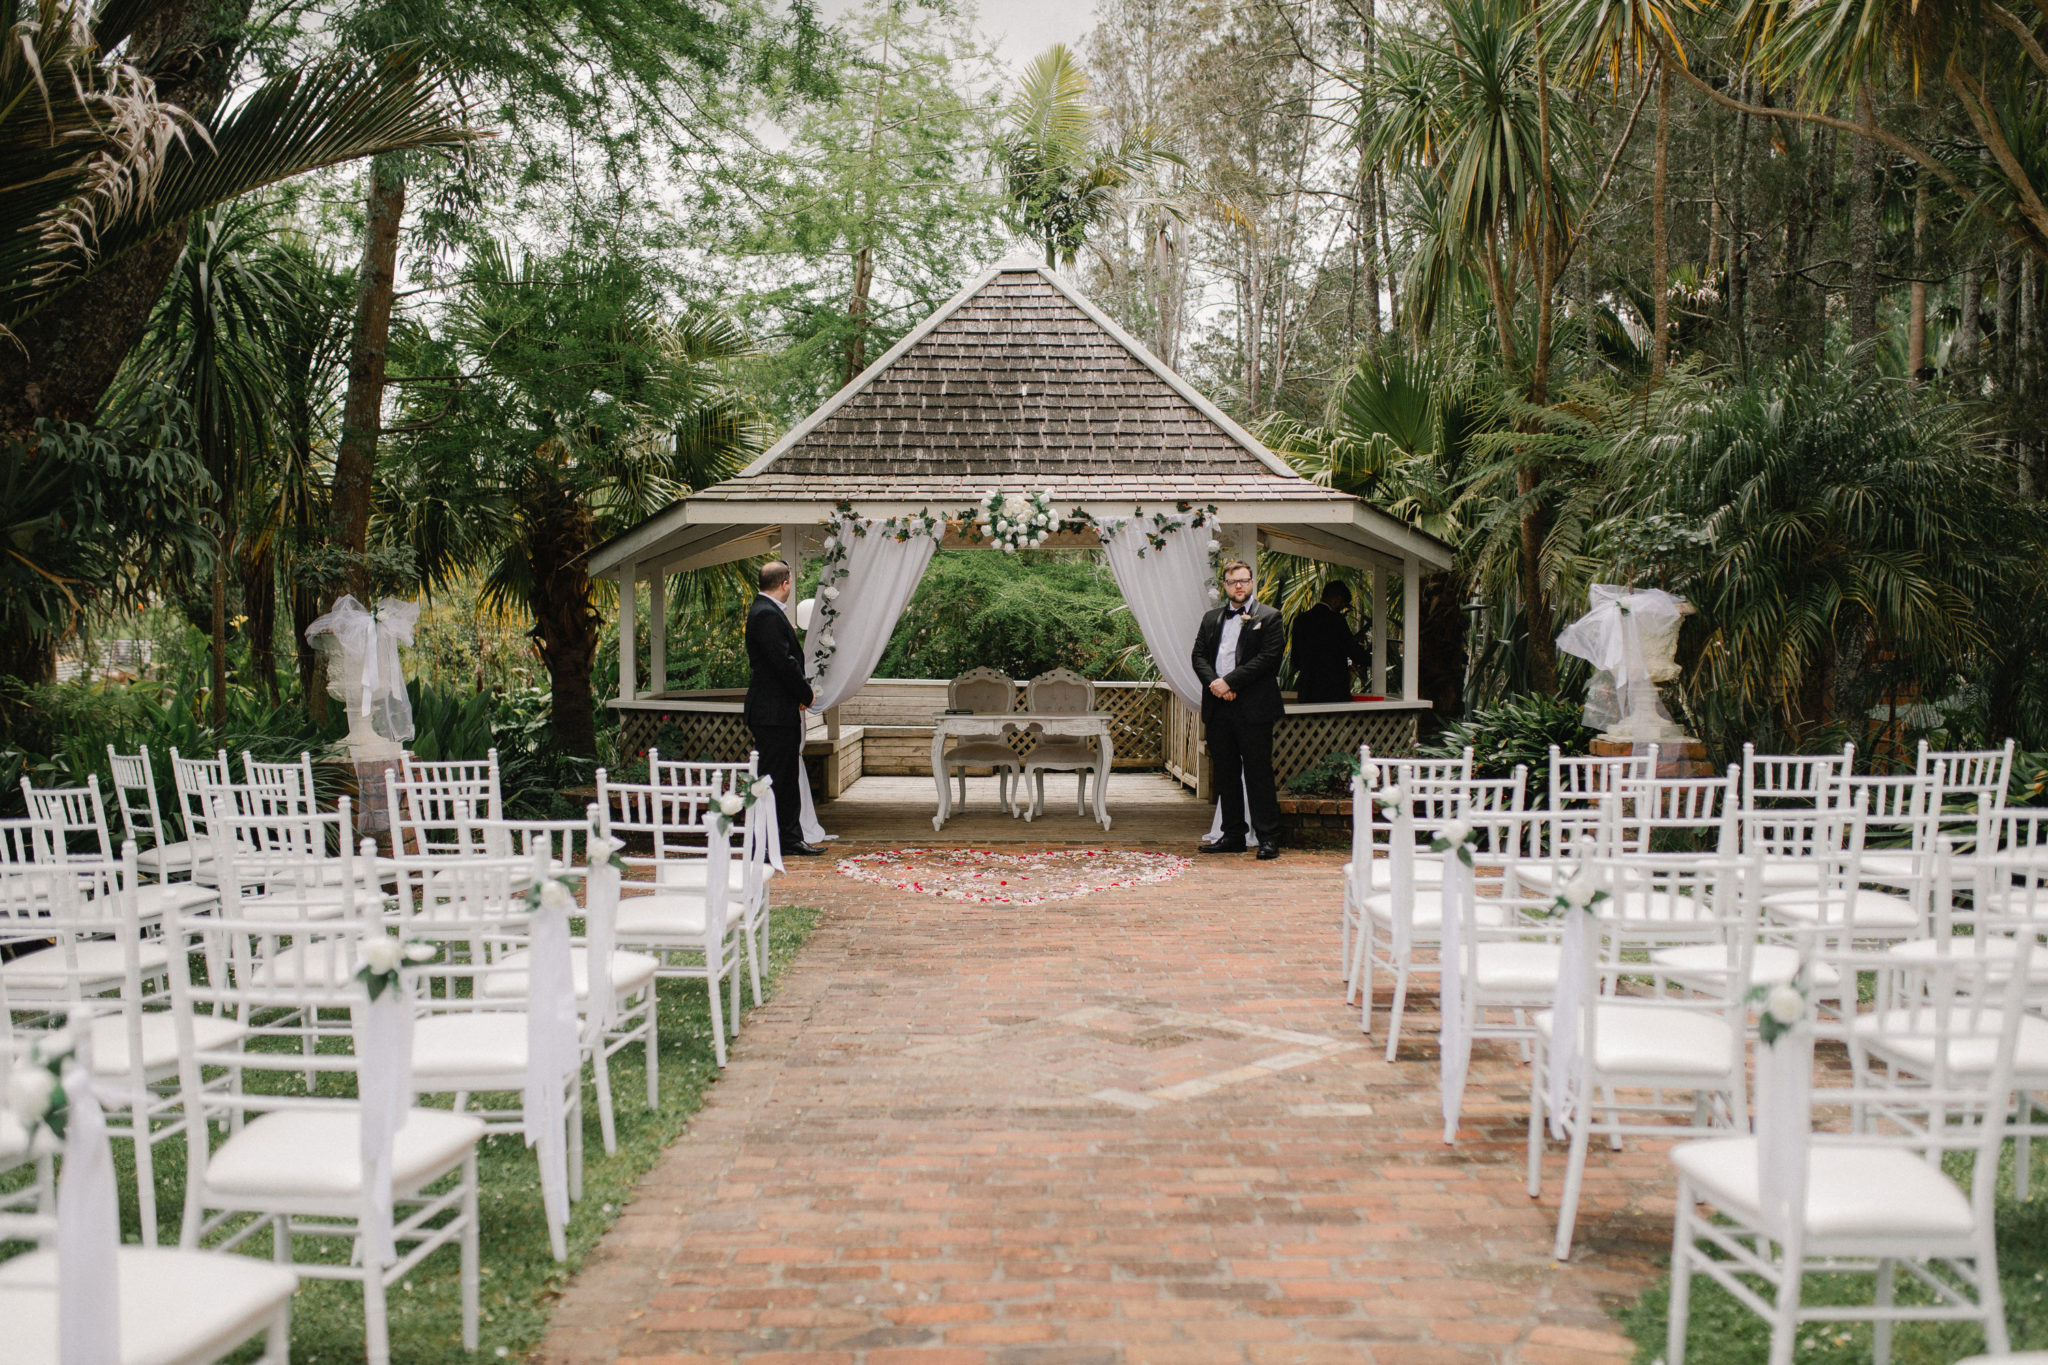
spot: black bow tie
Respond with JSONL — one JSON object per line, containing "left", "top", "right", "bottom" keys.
{"left": 1225, "top": 605, "right": 1249, "bottom": 618}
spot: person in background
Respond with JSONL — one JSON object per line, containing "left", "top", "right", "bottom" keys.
{"left": 1191, "top": 559, "right": 1286, "bottom": 859}
{"left": 1290, "top": 580, "right": 1375, "bottom": 704}
{"left": 745, "top": 561, "right": 823, "bottom": 856}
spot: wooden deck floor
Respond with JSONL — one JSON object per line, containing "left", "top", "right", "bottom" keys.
{"left": 810, "top": 771, "right": 1212, "bottom": 846}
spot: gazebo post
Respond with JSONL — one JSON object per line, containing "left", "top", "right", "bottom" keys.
{"left": 778, "top": 524, "right": 806, "bottom": 626}
{"left": 1402, "top": 556, "right": 1421, "bottom": 702}
{"left": 619, "top": 566, "right": 638, "bottom": 703}
{"left": 1224, "top": 524, "right": 1258, "bottom": 580}
{"left": 1370, "top": 566, "right": 1388, "bottom": 697}
{"left": 648, "top": 572, "right": 667, "bottom": 698}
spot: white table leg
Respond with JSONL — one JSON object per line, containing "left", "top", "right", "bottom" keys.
{"left": 1096, "top": 728, "right": 1115, "bottom": 830}
{"left": 930, "top": 730, "right": 949, "bottom": 831}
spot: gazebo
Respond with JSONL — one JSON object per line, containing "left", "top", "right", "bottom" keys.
{"left": 587, "top": 250, "right": 1453, "bottom": 808}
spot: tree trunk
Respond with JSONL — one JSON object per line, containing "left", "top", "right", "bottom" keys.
{"left": 526, "top": 489, "right": 601, "bottom": 757}
{"left": 0, "top": 0, "right": 254, "bottom": 442}
{"left": 294, "top": 572, "right": 328, "bottom": 726}
{"left": 843, "top": 244, "right": 875, "bottom": 386}
{"left": 1955, "top": 255, "right": 1983, "bottom": 377}
{"left": 210, "top": 530, "right": 229, "bottom": 728}
{"left": 1847, "top": 86, "right": 1880, "bottom": 355}
{"left": 329, "top": 158, "right": 407, "bottom": 586}
{"left": 1729, "top": 73, "right": 1752, "bottom": 378}
{"left": 242, "top": 539, "right": 278, "bottom": 703}
{"left": 1906, "top": 180, "right": 1930, "bottom": 379}
{"left": 1651, "top": 57, "right": 1672, "bottom": 377}
{"left": 1517, "top": 463, "right": 1557, "bottom": 694}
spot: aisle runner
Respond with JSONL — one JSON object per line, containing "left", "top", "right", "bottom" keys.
{"left": 836, "top": 848, "right": 1189, "bottom": 905}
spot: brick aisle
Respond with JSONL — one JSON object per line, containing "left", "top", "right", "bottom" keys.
{"left": 541, "top": 848, "right": 1664, "bottom": 1365}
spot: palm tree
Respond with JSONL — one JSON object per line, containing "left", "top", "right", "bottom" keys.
{"left": 386, "top": 246, "right": 763, "bottom": 756}
{"left": 1539, "top": 0, "right": 1700, "bottom": 377}
{"left": 999, "top": 44, "right": 1184, "bottom": 269}
{"left": 0, "top": 0, "right": 477, "bottom": 439}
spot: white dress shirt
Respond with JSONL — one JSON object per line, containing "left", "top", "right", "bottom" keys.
{"left": 1216, "top": 610, "right": 1246, "bottom": 679}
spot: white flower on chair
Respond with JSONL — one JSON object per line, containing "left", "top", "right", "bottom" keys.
{"left": 539, "top": 880, "right": 576, "bottom": 913}
{"left": 717, "top": 793, "right": 747, "bottom": 817}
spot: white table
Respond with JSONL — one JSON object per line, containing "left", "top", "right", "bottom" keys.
{"left": 929, "top": 713, "right": 1116, "bottom": 831}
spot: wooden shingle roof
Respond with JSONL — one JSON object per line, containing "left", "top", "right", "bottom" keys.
{"left": 693, "top": 258, "right": 1346, "bottom": 506}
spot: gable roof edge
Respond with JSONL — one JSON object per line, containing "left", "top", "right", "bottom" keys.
{"left": 734, "top": 260, "right": 1007, "bottom": 478}
{"left": 1032, "top": 264, "right": 1306, "bottom": 483}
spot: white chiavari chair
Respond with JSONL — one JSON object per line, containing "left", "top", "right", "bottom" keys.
{"left": 167, "top": 747, "right": 234, "bottom": 883}
{"left": 398, "top": 748, "right": 503, "bottom": 818}
{"left": 0, "top": 1012, "right": 57, "bottom": 1249}
{"left": 168, "top": 836, "right": 483, "bottom": 1365}
{"left": 1919, "top": 737, "right": 2017, "bottom": 812}
{"left": 596, "top": 775, "right": 749, "bottom": 1067}
{"left": 1353, "top": 770, "right": 1527, "bottom": 1059}
{"left": 1668, "top": 940, "right": 2032, "bottom": 1365}
{"left": 20, "top": 774, "right": 219, "bottom": 922}
{"left": 107, "top": 745, "right": 194, "bottom": 885}
{"left": 0, "top": 1006, "right": 298, "bottom": 1365}
{"left": 472, "top": 811, "right": 660, "bottom": 1155}
{"left": 643, "top": 753, "right": 778, "bottom": 1000}
{"left": 1530, "top": 848, "right": 1752, "bottom": 1260}
{"left": 1515, "top": 745, "right": 1660, "bottom": 899}
{"left": 239, "top": 750, "right": 320, "bottom": 814}
{"left": 1741, "top": 742, "right": 1855, "bottom": 809}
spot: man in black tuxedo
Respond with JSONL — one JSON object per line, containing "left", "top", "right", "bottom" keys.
{"left": 745, "top": 561, "right": 823, "bottom": 856}
{"left": 1290, "top": 580, "right": 1375, "bottom": 704}
{"left": 1191, "top": 558, "right": 1286, "bottom": 859}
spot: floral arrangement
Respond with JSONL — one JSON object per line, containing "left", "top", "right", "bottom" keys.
{"left": 6, "top": 1030, "right": 74, "bottom": 1149}
{"left": 356, "top": 934, "right": 439, "bottom": 1000}
{"left": 1370, "top": 781, "right": 1403, "bottom": 814}
{"left": 711, "top": 775, "right": 776, "bottom": 836}
{"left": 973, "top": 490, "right": 1058, "bottom": 553}
{"left": 1546, "top": 873, "right": 1611, "bottom": 917}
{"left": 1429, "top": 818, "right": 1479, "bottom": 868}
{"left": 808, "top": 505, "right": 946, "bottom": 690}
{"left": 835, "top": 847, "right": 1189, "bottom": 905}
{"left": 1746, "top": 979, "right": 1808, "bottom": 1046}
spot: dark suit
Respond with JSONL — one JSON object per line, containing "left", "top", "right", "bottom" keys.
{"left": 1191, "top": 600, "right": 1286, "bottom": 846}
{"left": 745, "top": 593, "right": 813, "bottom": 846}
{"left": 1290, "top": 602, "right": 1375, "bottom": 704}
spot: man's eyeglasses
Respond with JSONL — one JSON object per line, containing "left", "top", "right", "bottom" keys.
{"left": 1224, "top": 577, "right": 1252, "bottom": 587}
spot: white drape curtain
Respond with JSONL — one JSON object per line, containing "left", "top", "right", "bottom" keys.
{"left": 793, "top": 519, "right": 940, "bottom": 842}
{"left": 1096, "top": 518, "right": 1212, "bottom": 709}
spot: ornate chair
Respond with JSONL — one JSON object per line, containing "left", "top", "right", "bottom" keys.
{"left": 1020, "top": 668, "right": 1102, "bottom": 821}
{"left": 941, "top": 668, "right": 1021, "bottom": 816}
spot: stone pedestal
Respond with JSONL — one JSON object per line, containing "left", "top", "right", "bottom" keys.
{"left": 1590, "top": 737, "right": 1715, "bottom": 778}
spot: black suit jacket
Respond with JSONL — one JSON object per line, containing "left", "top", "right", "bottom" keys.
{"left": 1290, "top": 602, "right": 1374, "bottom": 703}
{"left": 1191, "top": 600, "right": 1286, "bottom": 726}
{"left": 744, "top": 594, "right": 813, "bottom": 730}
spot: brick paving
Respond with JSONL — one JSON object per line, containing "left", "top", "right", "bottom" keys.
{"left": 542, "top": 846, "right": 1667, "bottom": 1365}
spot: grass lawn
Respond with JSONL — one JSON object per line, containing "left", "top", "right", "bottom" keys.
{"left": 1620, "top": 1141, "right": 2048, "bottom": 1364}
{"left": 6, "top": 903, "right": 821, "bottom": 1364}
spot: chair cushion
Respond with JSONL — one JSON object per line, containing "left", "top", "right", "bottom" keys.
{"left": 478, "top": 948, "right": 658, "bottom": 1003}
{"left": 1025, "top": 742, "right": 1100, "bottom": 767}
{"left": 1751, "top": 860, "right": 1827, "bottom": 890}
{"left": 411, "top": 1012, "right": 529, "bottom": 1082}
{"left": 1672, "top": 1136, "right": 1976, "bottom": 1241}
{"left": 1472, "top": 941, "right": 1561, "bottom": 992}
{"left": 614, "top": 893, "right": 732, "bottom": 939}
{"left": 943, "top": 742, "right": 1018, "bottom": 765}
{"left": 1762, "top": 888, "right": 1921, "bottom": 930}
{"left": 1850, "top": 1009, "right": 2048, "bottom": 1082}
{"left": 0, "top": 1246, "right": 298, "bottom": 1365}
{"left": 0, "top": 939, "right": 169, "bottom": 989}
{"left": 1885, "top": 935, "right": 2048, "bottom": 984}
{"left": 1651, "top": 942, "right": 1842, "bottom": 991}
{"left": 655, "top": 861, "right": 758, "bottom": 895}
{"left": 1361, "top": 890, "right": 1510, "bottom": 933}
{"left": 140, "top": 882, "right": 220, "bottom": 916}
{"left": 1858, "top": 849, "right": 1922, "bottom": 883}
{"left": 90, "top": 1011, "right": 248, "bottom": 1077}
{"left": 204, "top": 1106, "right": 484, "bottom": 1199}
{"left": 1535, "top": 1003, "right": 1736, "bottom": 1079}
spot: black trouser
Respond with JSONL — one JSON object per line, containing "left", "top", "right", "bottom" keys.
{"left": 1207, "top": 709, "right": 1279, "bottom": 846}
{"left": 749, "top": 722, "right": 805, "bottom": 847}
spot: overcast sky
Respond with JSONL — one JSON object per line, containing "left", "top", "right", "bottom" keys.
{"left": 815, "top": 0, "right": 1102, "bottom": 65}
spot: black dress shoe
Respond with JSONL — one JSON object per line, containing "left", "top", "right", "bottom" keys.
{"left": 1199, "top": 840, "right": 1248, "bottom": 854}
{"left": 784, "top": 840, "right": 826, "bottom": 857}
{"left": 1256, "top": 842, "right": 1281, "bottom": 860}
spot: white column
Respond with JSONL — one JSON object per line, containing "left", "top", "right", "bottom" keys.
{"left": 1370, "top": 566, "right": 1388, "bottom": 697}
{"left": 1224, "top": 524, "right": 1258, "bottom": 587}
{"left": 618, "top": 569, "right": 637, "bottom": 703}
{"left": 647, "top": 573, "right": 667, "bottom": 698}
{"left": 1402, "top": 556, "right": 1421, "bottom": 702}
{"left": 779, "top": 524, "right": 807, "bottom": 625}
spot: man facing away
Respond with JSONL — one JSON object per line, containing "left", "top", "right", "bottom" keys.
{"left": 1191, "top": 558, "right": 1285, "bottom": 859}
{"left": 1290, "top": 579, "right": 1375, "bottom": 704}
{"left": 745, "top": 561, "right": 823, "bottom": 856}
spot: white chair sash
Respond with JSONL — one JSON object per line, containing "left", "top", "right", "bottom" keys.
{"left": 1438, "top": 854, "right": 1472, "bottom": 1144}
{"left": 58, "top": 1059, "right": 119, "bottom": 1365}
{"left": 523, "top": 860, "right": 580, "bottom": 1240}
{"left": 353, "top": 979, "right": 415, "bottom": 1268}
{"left": 1547, "top": 909, "right": 1591, "bottom": 1141}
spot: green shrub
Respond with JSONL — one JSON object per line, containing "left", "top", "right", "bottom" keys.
{"left": 1284, "top": 750, "right": 1358, "bottom": 798}
{"left": 1420, "top": 692, "right": 1594, "bottom": 810}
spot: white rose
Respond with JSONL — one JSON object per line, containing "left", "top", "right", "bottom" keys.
{"left": 717, "top": 793, "right": 746, "bottom": 816}
{"left": 8, "top": 1064, "right": 56, "bottom": 1123}
{"left": 822, "top": 534, "right": 837, "bottom": 552}
{"left": 403, "top": 942, "right": 438, "bottom": 963}
{"left": 540, "top": 880, "right": 575, "bottom": 913}
{"left": 1207, "top": 538, "right": 1221, "bottom": 553}
{"left": 1765, "top": 984, "right": 1805, "bottom": 1025}
{"left": 750, "top": 778, "right": 773, "bottom": 800}
{"left": 1438, "top": 819, "right": 1471, "bottom": 847}
{"left": 1003, "top": 542, "right": 1016, "bottom": 554}
{"left": 1375, "top": 784, "right": 1405, "bottom": 807}
{"left": 821, "top": 585, "right": 838, "bottom": 601}
{"left": 360, "top": 936, "right": 402, "bottom": 975}
{"left": 593, "top": 834, "right": 624, "bottom": 859}
{"left": 1207, "top": 587, "right": 1221, "bottom": 601}
{"left": 819, "top": 632, "right": 835, "bottom": 649}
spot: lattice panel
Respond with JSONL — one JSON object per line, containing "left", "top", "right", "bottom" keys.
{"left": 619, "top": 708, "right": 753, "bottom": 764}
{"left": 1270, "top": 711, "right": 1418, "bottom": 785}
